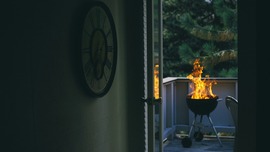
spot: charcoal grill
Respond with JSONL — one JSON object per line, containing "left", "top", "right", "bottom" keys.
{"left": 185, "top": 95, "right": 223, "bottom": 146}
{"left": 186, "top": 95, "right": 218, "bottom": 116}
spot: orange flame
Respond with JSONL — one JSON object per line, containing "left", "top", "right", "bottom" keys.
{"left": 154, "top": 64, "right": 159, "bottom": 99}
{"left": 187, "top": 59, "right": 217, "bottom": 99}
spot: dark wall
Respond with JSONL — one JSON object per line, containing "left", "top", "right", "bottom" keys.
{"left": 2, "top": 0, "right": 145, "bottom": 152}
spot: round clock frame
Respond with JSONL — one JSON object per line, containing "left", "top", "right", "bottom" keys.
{"left": 81, "top": 1, "right": 117, "bottom": 97}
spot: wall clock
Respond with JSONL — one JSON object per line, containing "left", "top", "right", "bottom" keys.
{"left": 81, "top": 1, "right": 117, "bottom": 97}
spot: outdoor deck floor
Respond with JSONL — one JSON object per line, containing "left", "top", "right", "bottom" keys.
{"left": 157, "top": 136, "right": 235, "bottom": 152}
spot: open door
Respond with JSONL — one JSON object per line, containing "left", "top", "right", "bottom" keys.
{"left": 143, "top": 0, "right": 163, "bottom": 151}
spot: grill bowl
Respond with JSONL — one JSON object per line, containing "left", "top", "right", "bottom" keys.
{"left": 186, "top": 95, "right": 219, "bottom": 115}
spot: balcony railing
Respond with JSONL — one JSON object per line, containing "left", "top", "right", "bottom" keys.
{"left": 158, "top": 77, "right": 238, "bottom": 140}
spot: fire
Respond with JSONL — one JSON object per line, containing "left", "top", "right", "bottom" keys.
{"left": 154, "top": 64, "right": 159, "bottom": 99}
{"left": 187, "top": 59, "right": 217, "bottom": 99}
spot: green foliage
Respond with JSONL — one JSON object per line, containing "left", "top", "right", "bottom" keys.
{"left": 218, "top": 67, "right": 238, "bottom": 77}
{"left": 178, "top": 43, "right": 199, "bottom": 64}
{"left": 163, "top": 0, "right": 238, "bottom": 78}
{"left": 213, "top": 0, "right": 237, "bottom": 32}
{"left": 202, "top": 42, "right": 217, "bottom": 56}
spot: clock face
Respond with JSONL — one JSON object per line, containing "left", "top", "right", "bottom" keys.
{"left": 81, "top": 2, "right": 117, "bottom": 97}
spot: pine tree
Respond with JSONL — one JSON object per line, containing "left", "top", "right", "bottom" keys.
{"left": 163, "top": 0, "right": 238, "bottom": 77}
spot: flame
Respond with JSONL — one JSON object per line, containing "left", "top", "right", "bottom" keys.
{"left": 154, "top": 64, "right": 159, "bottom": 99}
{"left": 187, "top": 59, "right": 217, "bottom": 99}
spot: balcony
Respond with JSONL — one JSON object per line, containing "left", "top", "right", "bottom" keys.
{"left": 156, "top": 77, "right": 238, "bottom": 151}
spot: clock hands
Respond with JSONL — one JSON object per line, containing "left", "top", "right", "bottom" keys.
{"left": 90, "top": 34, "right": 107, "bottom": 80}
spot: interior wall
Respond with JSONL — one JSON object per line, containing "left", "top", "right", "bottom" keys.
{"left": 2, "top": 0, "right": 145, "bottom": 152}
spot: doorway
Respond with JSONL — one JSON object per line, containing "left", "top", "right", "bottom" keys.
{"left": 144, "top": 0, "right": 238, "bottom": 152}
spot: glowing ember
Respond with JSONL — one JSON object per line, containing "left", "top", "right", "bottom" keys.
{"left": 187, "top": 59, "right": 217, "bottom": 99}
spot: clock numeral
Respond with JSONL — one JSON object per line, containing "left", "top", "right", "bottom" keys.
{"left": 102, "top": 17, "right": 107, "bottom": 29}
{"left": 84, "top": 60, "right": 93, "bottom": 76}
{"left": 106, "top": 29, "right": 112, "bottom": 37}
{"left": 90, "top": 78, "right": 95, "bottom": 87}
{"left": 107, "top": 46, "right": 113, "bottom": 52}
{"left": 97, "top": 81, "right": 101, "bottom": 90}
{"left": 90, "top": 15, "right": 95, "bottom": 29}
{"left": 96, "top": 8, "right": 101, "bottom": 28}
{"left": 105, "top": 59, "right": 112, "bottom": 69}
{"left": 103, "top": 72, "right": 108, "bottom": 81}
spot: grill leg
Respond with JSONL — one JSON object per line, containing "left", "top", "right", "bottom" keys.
{"left": 207, "top": 116, "right": 223, "bottom": 146}
{"left": 198, "top": 115, "right": 203, "bottom": 132}
{"left": 188, "top": 114, "right": 197, "bottom": 138}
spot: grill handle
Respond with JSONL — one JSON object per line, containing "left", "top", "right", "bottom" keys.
{"left": 217, "top": 98, "right": 223, "bottom": 102}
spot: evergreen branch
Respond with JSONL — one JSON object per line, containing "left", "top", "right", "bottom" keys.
{"left": 189, "top": 27, "right": 236, "bottom": 41}
{"left": 179, "top": 14, "right": 236, "bottom": 42}
{"left": 201, "top": 50, "right": 237, "bottom": 68}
